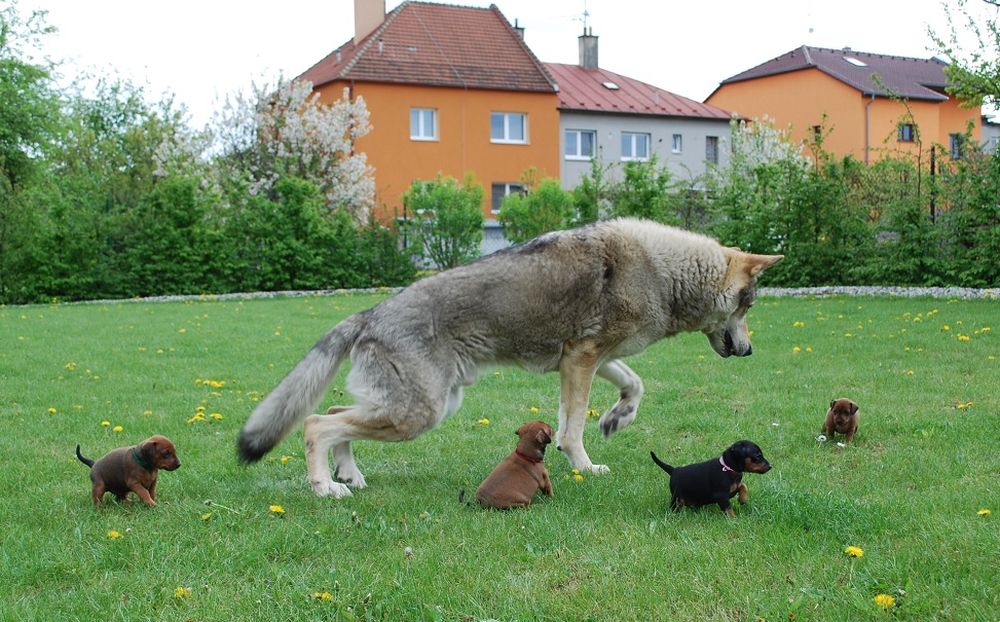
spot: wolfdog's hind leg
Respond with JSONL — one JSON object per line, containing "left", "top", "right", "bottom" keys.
{"left": 596, "top": 359, "right": 644, "bottom": 438}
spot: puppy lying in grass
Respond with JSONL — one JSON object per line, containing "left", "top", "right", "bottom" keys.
{"left": 650, "top": 440, "right": 771, "bottom": 517}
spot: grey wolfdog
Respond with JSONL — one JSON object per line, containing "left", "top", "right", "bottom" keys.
{"left": 238, "top": 218, "right": 783, "bottom": 498}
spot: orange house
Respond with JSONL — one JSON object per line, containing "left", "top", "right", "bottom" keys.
{"left": 706, "top": 46, "right": 981, "bottom": 163}
{"left": 299, "top": 0, "right": 559, "bottom": 224}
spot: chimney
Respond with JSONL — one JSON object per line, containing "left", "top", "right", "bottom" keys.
{"left": 513, "top": 18, "right": 525, "bottom": 40}
{"left": 355, "top": 0, "right": 386, "bottom": 45}
{"left": 578, "top": 28, "right": 598, "bottom": 69}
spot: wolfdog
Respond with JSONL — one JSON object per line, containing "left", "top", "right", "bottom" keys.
{"left": 237, "top": 218, "right": 783, "bottom": 498}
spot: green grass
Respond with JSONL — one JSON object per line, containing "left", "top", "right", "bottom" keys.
{"left": 1, "top": 293, "right": 997, "bottom": 621}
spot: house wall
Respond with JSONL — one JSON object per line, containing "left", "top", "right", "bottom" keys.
{"left": 706, "top": 68, "right": 981, "bottom": 162}
{"left": 559, "top": 111, "right": 732, "bottom": 189}
{"left": 314, "top": 81, "right": 560, "bottom": 223}
{"left": 982, "top": 118, "right": 1000, "bottom": 153}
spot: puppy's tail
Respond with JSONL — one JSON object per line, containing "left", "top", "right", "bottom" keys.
{"left": 75, "top": 445, "right": 95, "bottom": 468}
{"left": 237, "top": 314, "right": 365, "bottom": 464}
{"left": 650, "top": 451, "right": 674, "bottom": 474}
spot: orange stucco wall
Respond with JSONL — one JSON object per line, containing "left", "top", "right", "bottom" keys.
{"left": 706, "top": 68, "right": 980, "bottom": 162}
{"left": 316, "top": 81, "right": 559, "bottom": 222}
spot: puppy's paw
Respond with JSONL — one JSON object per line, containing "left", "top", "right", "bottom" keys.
{"left": 335, "top": 467, "right": 367, "bottom": 489}
{"left": 310, "top": 479, "right": 353, "bottom": 499}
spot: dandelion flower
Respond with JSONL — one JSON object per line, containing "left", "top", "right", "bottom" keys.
{"left": 100, "top": 420, "right": 110, "bottom": 427}
{"left": 529, "top": 406, "right": 539, "bottom": 414}
{"left": 844, "top": 545, "right": 864, "bottom": 558}
{"left": 279, "top": 455, "right": 293, "bottom": 465}
{"left": 873, "top": 594, "right": 895, "bottom": 609}
{"left": 958, "top": 334, "right": 971, "bottom": 342}
{"left": 478, "top": 417, "right": 490, "bottom": 426}
{"left": 978, "top": 508, "right": 991, "bottom": 517}
{"left": 113, "top": 425, "right": 123, "bottom": 433}
{"left": 792, "top": 346, "right": 801, "bottom": 353}
{"left": 210, "top": 412, "right": 223, "bottom": 421}
{"left": 574, "top": 473, "right": 585, "bottom": 482}
{"left": 310, "top": 591, "right": 333, "bottom": 601}
{"left": 107, "top": 530, "right": 122, "bottom": 539}
{"left": 47, "top": 407, "right": 57, "bottom": 414}
{"left": 143, "top": 410, "right": 152, "bottom": 416}
{"left": 269, "top": 504, "right": 285, "bottom": 515}
{"left": 586, "top": 409, "right": 599, "bottom": 418}
{"left": 201, "top": 512, "right": 212, "bottom": 521}
{"left": 174, "top": 587, "right": 192, "bottom": 599}
{"left": 793, "top": 321, "right": 805, "bottom": 328}
{"left": 942, "top": 324, "right": 951, "bottom": 332}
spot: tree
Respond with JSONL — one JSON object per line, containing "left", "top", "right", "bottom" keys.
{"left": 497, "top": 176, "right": 573, "bottom": 244}
{"left": 402, "top": 174, "right": 484, "bottom": 269}
{"left": 930, "top": 0, "right": 1000, "bottom": 108}
{"left": 212, "top": 79, "right": 375, "bottom": 220}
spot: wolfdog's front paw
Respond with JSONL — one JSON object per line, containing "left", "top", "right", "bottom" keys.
{"left": 599, "top": 401, "right": 639, "bottom": 438}
{"left": 310, "top": 479, "right": 353, "bottom": 498}
{"left": 587, "top": 463, "right": 611, "bottom": 475}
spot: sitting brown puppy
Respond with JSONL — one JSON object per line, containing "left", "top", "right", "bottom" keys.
{"left": 823, "top": 398, "right": 860, "bottom": 442}
{"left": 650, "top": 440, "right": 771, "bottom": 517}
{"left": 76, "top": 435, "right": 181, "bottom": 507}
{"left": 474, "top": 420, "right": 554, "bottom": 509}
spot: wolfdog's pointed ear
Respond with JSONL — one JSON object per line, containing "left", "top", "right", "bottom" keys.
{"left": 745, "top": 253, "right": 784, "bottom": 277}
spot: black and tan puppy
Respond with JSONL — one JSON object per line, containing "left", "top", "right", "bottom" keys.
{"left": 76, "top": 435, "right": 181, "bottom": 507}
{"left": 650, "top": 440, "right": 771, "bottom": 517}
{"left": 474, "top": 420, "right": 554, "bottom": 509}
{"left": 823, "top": 398, "right": 860, "bottom": 442}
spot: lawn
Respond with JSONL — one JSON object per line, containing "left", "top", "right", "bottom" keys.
{"left": 1, "top": 292, "right": 997, "bottom": 621}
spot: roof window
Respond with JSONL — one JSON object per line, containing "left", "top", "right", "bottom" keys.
{"left": 843, "top": 56, "right": 868, "bottom": 67}
{"left": 602, "top": 81, "right": 620, "bottom": 90}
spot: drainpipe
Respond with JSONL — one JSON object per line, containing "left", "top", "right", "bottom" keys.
{"left": 864, "top": 93, "right": 875, "bottom": 164}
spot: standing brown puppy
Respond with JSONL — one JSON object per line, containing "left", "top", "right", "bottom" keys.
{"left": 76, "top": 435, "right": 181, "bottom": 507}
{"left": 475, "top": 421, "right": 554, "bottom": 509}
{"left": 823, "top": 398, "right": 860, "bottom": 442}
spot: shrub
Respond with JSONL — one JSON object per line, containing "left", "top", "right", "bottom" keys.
{"left": 402, "top": 174, "right": 484, "bottom": 269}
{"left": 497, "top": 177, "right": 574, "bottom": 244}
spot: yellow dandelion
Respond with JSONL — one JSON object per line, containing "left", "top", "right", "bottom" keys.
{"left": 942, "top": 324, "right": 951, "bottom": 332}
{"left": 478, "top": 417, "right": 490, "bottom": 426}
{"left": 956, "top": 402, "right": 966, "bottom": 410}
{"left": 177, "top": 327, "right": 186, "bottom": 334}
{"left": 269, "top": 504, "right": 285, "bottom": 515}
{"left": 210, "top": 412, "right": 223, "bottom": 421}
{"left": 906, "top": 370, "right": 914, "bottom": 376}
{"left": 142, "top": 410, "right": 152, "bottom": 417}
{"left": 844, "top": 545, "right": 864, "bottom": 558}
{"left": 805, "top": 346, "right": 814, "bottom": 353}
{"left": 201, "top": 512, "right": 212, "bottom": 521}
{"left": 173, "top": 587, "right": 192, "bottom": 599}
{"left": 792, "top": 346, "right": 802, "bottom": 353}
{"left": 196, "top": 405, "right": 206, "bottom": 412}
{"left": 793, "top": 321, "right": 805, "bottom": 328}
{"left": 978, "top": 508, "right": 991, "bottom": 517}
{"left": 310, "top": 591, "right": 333, "bottom": 601}
{"left": 981, "top": 326, "right": 991, "bottom": 333}
{"left": 279, "top": 455, "right": 293, "bottom": 465}
{"left": 112, "top": 425, "right": 123, "bottom": 433}
{"left": 100, "top": 420, "right": 110, "bottom": 427}
{"left": 64, "top": 362, "right": 77, "bottom": 371}
{"left": 958, "top": 334, "right": 971, "bottom": 342}
{"left": 107, "top": 530, "right": 122, "bottom": 539}
{"left": 529, "top": 406, "right": 540, "bottom": 414}
{"left": 873, "top": 594, "right": 895, "bottom": 609}
{"left": 586, "top": 408, "right": 599, "bottom": 418}
{"left": 47, "top": 407, "right": 57, "bottom": 414}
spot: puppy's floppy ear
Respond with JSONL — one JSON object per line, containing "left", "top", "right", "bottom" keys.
{"left": 535, "top": 428, "right": 552, "bottom": 445}
{"left": 830, "top": 399, "right": 837, "bottom": 409}
{"left": 850, "top": 401, "right": 859, "bottom": 415}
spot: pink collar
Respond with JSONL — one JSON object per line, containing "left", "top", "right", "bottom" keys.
{"left": 515, "top": 450, "right": 543, "bottom": 464}
{"left": 719, "top": 456, "right": 735, "bottom": 473}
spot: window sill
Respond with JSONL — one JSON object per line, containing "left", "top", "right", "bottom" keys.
{"left": 491, "top": 139, "right": 528, "bottom": 145}
{"left": 565, "top": 155, "right": 593, "bottom": 161}
{"left": 410, "top": 137, "right": 439, "bottom": 142}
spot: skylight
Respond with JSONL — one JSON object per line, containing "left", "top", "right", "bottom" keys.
{"left": 844, "top": 56, "right": 868, "bottom": 67}
{"left": 602, "top": 81, "right": 620, "bottom": 90}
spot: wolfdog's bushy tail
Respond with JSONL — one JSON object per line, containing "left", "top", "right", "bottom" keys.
{"left": 237, "top": 315, "right": 365, "bottom": 463}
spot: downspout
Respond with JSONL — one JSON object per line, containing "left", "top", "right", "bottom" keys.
{"left": 864, "top": 93, "right": 875, "bottom": 164}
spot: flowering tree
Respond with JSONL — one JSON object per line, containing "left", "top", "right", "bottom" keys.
{"left": 212, "top": 79, "right": 375, "bottom": 220}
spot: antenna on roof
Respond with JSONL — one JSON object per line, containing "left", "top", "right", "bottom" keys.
{"left": 574, "top": 0, "right": 590, "bottom": 34}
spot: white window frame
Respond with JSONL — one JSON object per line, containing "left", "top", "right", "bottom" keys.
{"left": 491, "top": 182, "right": 524, "bottom": 214}
{"left": 621, "top": 132, "right": 651, "bottom": 161}
{"left": 491, "top": 112, "right": 528, "bottom": 144}
{"left": 565, "top": 129, "right": 597, "bottom": 160}
{"left": 410, "top": 108, "right": 437, "bottom": 141}
{"left": 705, "top": 135, "right": 720, "bottom": 165}
{"left": 671, "top": 133, "right": 683, "bottom": 154}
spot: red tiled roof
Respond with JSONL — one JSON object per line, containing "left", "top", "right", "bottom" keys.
{"left": 545, "top": 62, "right": 731, "bottom": 119}
{"left": 714, "top": 45, "right": 951, "bottom": 101}
{"left": 299, "top": 2, "right": 556, "bottom": 93}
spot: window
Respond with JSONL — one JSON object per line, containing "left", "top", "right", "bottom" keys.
{"left": 949, "top": 133, "right": 964, "bottom": 159}
{"left": 565, "top": 129, "right": 596, "bottom": 159}
{"left": 671, "top": 134, "right": 682, "bottom": 154}
{"left": 705, "top": 136, "right": 719, "bottom": 165}
{"left": 897, "top": 123, "right": 915, "bottom": 143}
{"left": 621, "top": 132, "right": 650, "bottom": 161}
{"left": 989, "top": 136, "right": 1000, "bottom": 154}
{"left": 491, "top": 112, "right": 527, "bottom": 143}
{"left": 410, "top": 108, "right": 437, "bottom": 141}
{"left": 811, "top": 125, "right": 823, "bottom": 141}
{"left": 491, "top": 182, "right": 524, "bottom": 213}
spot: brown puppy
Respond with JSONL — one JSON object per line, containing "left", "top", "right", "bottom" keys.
{"left": 76, "top": 435, "right": 181, "bottom": 507}
{"left": 823, "top": 398, "right": 860, "bottom": 442}
{"left": 474, "top": 421, "right": 554, "bottom": 509}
